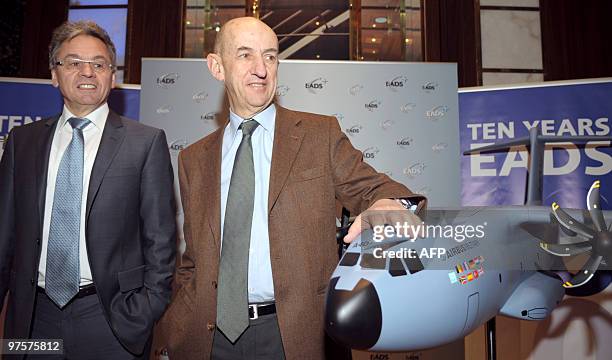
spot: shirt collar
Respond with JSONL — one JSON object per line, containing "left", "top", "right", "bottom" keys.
{"left": 59, "top": 103, "right": 109, "bottom": 130}
{"left": 228, "top": 103, "right": 276, "bottom": 136}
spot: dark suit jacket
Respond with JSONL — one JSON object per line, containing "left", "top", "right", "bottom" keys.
{"left": 160, "top": 106, "right": 423, "bottom": 359}
{"left": 0, "top": 110, "right": 176, "bottom": 356}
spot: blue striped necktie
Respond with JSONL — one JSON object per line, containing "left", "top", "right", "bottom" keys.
{"left": 45, "top": 117, "right": 90, "bottom": 308}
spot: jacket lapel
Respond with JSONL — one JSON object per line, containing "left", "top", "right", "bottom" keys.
{"left": 203, "top": 126, "right": 225, "bottom": 253}
{"left": 268, "top": 106, "right": 304, "bottom": 212}
{"left": 36, "top": 116, "right": 60, "bottom": 231}
{"left": 86, "top": 111, "right": 126, "bottom": 220}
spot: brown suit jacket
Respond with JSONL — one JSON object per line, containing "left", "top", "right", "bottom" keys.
{"left": 161, "top": 106, "right": 420, "bottom": 359}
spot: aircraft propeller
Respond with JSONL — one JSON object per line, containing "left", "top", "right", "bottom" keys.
{"left": 542, "top": 180, "right": 612, "bottom": 288}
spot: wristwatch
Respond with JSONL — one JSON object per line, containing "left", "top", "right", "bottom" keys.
{"left": 395, "top": 198, "right": 418, "bottom": 211}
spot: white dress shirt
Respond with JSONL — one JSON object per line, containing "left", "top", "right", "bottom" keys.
{"left": 38, "top": 104, "right": 108, "bottom": 288}
{"left": 220, "top": 104, "right": 276, "bottom": 303}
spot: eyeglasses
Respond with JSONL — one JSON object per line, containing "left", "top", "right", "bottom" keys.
{"left": 55, "top": 57, "right": 114, "bottom": 73}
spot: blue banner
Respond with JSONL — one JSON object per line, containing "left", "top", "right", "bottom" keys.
{"left": 0, "top": 79, "right": 140, "bottom": 139}
{"left": 459, "top": 79, "right": 612, "bottom": 209}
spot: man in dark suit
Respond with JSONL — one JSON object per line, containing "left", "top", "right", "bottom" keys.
{"left": 0, "top": 21, "right": 176, "bottom": 359}
{"left": 160, "top": 17, "right": 425, "bottom": 359}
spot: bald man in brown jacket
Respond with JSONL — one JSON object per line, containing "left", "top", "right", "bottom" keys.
{"left": 160, "top": 17, "right": 425, "bottom": 360}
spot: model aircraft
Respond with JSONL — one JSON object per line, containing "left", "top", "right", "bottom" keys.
{"left": 324, "top": 128, "right": 612, "bottom": 352}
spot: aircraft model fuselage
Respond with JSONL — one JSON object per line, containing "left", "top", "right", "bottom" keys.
{"left": 325, "top": 205, "right": 611, "bottom": 352}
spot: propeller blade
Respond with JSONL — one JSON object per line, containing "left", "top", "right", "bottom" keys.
{"left": 586, "top": 180, "right": 606, "bottom": 232}
{"left": 562, "top": 254, "right": 603, "bottom": 288}
{"left": 551, "top": 203, "right": 595, "bottom": 240}
{"left": 540, "top": 241, "right": 592, "bottom": 257}
{"left": 565, "top": 270, "right": 612, "bottom": 297}
{"left": 534, "top": 261, "right": 567, "bottom": 282}
{"left": 520, "top": 221, "right": 560, "bottom": 243}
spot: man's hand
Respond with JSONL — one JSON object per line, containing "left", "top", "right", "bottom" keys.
{"left": 343, "top": 199, "right": 423, "bottom": 243}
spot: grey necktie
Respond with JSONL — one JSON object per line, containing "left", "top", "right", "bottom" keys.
{"left": 217, "top": 119, "right": 259, "bottom": 343}
{"left": 46, "top": 117, "right": 90, "bottom": 308}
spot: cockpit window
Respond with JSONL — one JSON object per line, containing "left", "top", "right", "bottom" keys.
{"left": 339, "top": 252, "right": 360, "bottom": 266}
{"left": 404, "top": 255, "right": 424, "bottom": 274}
{"left": 360, "top": 253, "right": 387, "bottom": 269}
{"left": 388, "top": 257, "right": 407, "bottom": 277}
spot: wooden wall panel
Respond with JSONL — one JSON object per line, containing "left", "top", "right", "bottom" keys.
{"left": 540, "top": 0, "right": 612, "bottom": 81}
{"left": 125, "top": 0, "right": 184, "bottom": 84}
{"left": 19, "top": 0, "right": 69, "bottom": 79}
{"left": 423, "top": 0, "right": 481, "bottom": 87}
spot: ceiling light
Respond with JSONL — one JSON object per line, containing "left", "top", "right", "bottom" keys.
{"left": 374, "top": 17, "right": 387, "bottom": 24}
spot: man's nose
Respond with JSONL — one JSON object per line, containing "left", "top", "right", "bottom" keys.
{"left": 78, "top": 62, "right": 95, "bottom": 77}
{"left": 252, "top": 56, "right": 267, "bottom": 78}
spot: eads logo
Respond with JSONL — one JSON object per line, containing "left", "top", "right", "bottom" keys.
{"left": 156, "top": 105, "right": 172, "bottom": 115}
{"left": 201, "top": 112, "right": 216, "bottom": 122}
{"left": 432, "top": 142, "right": 448, "bottom": 153}
{"left": 345, "top": 124, "right": 362, "bottom": 136}
{"left": 362, "top": 146, "right": 380, "bottom": 159}
{"left": 385, "top": 75, "right": 409, "bottom": 91}
{"left": 400, "top": 103, "right": 417, "bottom": 113}
{"left": 349, "top": 84, "right": 364, "bottom": 96}
{"left": 192, "top": 91, "right": 208, "bottom": 103}
{"left": 380, "top": 119, "right": 395, "bottom": 130}
{"left": 426, "top": 105, "right": 449, "bottom": 121}
{"left": 403, "top": 162, "right": 426, "bottom": 178}
{"left": 305, "top": 77, "right": 328, "bottom": 94}
{"left": 369, "top": 354, "right": 390, "bottom": 360}
{"left": 276, "top": 85, "right": 289, "bottom": 97}
{"left": 365, "top": 100, "right": 382, "bottom": 112}
{"left": 421, "top": 81, "right": 438, "bottom": 93}
{"left": 168, "top": 139, "right": 188, "bottom": 152}
{"left": 396, "top": 137, "right": 413, "bottom": 149}
{"left": 156, "top": 73, "right": 180, "bottom": 88}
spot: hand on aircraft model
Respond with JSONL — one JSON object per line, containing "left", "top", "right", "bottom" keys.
{"left": 343, "top": 198, "right": 423, "bottom": 243}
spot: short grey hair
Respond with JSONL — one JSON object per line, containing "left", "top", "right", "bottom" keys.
{"left": 48, "top": 20, "right": 117, "bottom": 71}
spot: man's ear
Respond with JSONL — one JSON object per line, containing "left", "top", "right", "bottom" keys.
{"left": 206, "top": 53, "right": 224, "bottom": 81}
{"left": 51, "top": 69, "right": 59, "bottom": 87}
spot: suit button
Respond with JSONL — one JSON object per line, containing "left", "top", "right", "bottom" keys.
{"left": 207, "top": 322, "right": 216, "bottom": 331}
{"left": 212, "top": 281, "right": 217, "bottom": 289}
{"left": 31, "top": 278, "right": 35, "bottom": 285}
{"left": 36, "top": 238, "right": 41, "bottom": 245}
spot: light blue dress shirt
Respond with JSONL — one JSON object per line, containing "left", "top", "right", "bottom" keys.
{"left": 221, "top": 104, "right": 276, "bottom": 303}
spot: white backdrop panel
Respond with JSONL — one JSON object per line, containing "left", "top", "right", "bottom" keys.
{"left": 140, "top": 58, "right": 463, "bottom": 359}
{"left": 140, "top": 58, "right": 460, "bottom": 208}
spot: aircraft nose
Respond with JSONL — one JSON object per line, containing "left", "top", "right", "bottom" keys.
{"left": 325, "top": 277, "right": 382, "bottom": 350}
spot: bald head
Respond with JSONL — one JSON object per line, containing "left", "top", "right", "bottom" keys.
{"left": 214, "top": 17, "right": 277, "bottom": 56}
{"left": 206, "top": 16, "right": 280, "bottom": 119}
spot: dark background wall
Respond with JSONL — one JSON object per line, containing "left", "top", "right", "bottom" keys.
{"left": 1, "top": 0, "right": 611, "bottom": 84}
{"left": 540, "top": 0, "right": 612, "bottom": 81}
{"left": 0, "top": 0, "right": 27, "bottom": 77}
